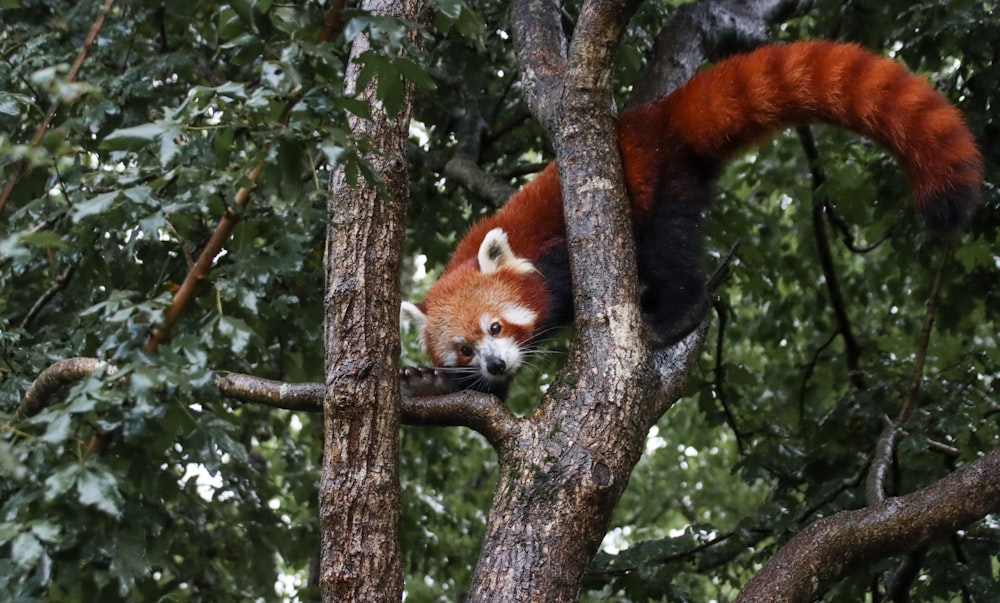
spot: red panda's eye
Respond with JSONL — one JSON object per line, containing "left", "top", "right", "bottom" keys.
{"left": 459, "top": 345, "right": 474, "bottom": 357}
{"left": 489, "top": 322, "right": 502, "bottom": 336}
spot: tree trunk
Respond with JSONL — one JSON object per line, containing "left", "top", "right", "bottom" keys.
{"left": 319, "top": 0, "right": 424, "bottom": 600}
{"left": 467, "top": 1, "right": 668, "bottom": 599}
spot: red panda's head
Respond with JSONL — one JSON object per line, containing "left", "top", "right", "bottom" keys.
{"left": 402, "top": 228, "right": 550, "bottom": 392}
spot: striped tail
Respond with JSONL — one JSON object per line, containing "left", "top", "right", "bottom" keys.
{"left": 657, "top": 41, "right": 982, "bottom": 232}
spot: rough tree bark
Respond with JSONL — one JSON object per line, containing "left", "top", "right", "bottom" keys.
{"left": 319, "top": 0, "right": 425, "bottom": 599}
{"left": 11, "top": 1, "right": 997, "bottom": 601}
{"left": 736, "top": 448, "right": 1000, "bottom": 602}
{"left": 466, "top": 0, "right": 678, "bottom": 599}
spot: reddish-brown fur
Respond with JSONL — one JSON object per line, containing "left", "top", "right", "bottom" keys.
{"left": 414, "top": 41, "right": 982, "bottom": 375}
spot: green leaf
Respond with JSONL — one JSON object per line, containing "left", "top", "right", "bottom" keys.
{"left": 0, "top": 91, "right": 32, "bottom": 115}
{"left": 17, "top": 230, "right": 67, "bottom": 249}
{"left": 217, "top": 316, "right": 254, "bottom": 354}
{"left": 40, "top": 413, "right": 72, "bottom": 444}
{"left": 44, "top": 464, "right": 82, "bottom": 501}
{"left": 77, "top": 467, "right": 123, "bottom": 517}
{"left": 377, "top": 71, "right": 405, "bottom": 116}
{"left": 30, "top": 521, "right": 61, "bottom": 544}
{"left": 395, "top": 57, "right": 436, "bottom": 90}
{"left": 270, "top": 5, "right": 310, "bottom": 35}
{"left": 11, "top": 532, "right": 44, "bottom": 569}
{"left": 432, "top": 0, "right": 463, "bottom": 20}
{"left": 72, "top": 191, "right": 119, "bottom": 222}
{"left": 100, "top": 122, "right": 168, "bottom": 151}
{"left": 454, "top": 5, "right": 486, "bottom": 47}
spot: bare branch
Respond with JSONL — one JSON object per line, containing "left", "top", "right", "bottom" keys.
{"left": 14, "top": 358, "right": 520, "bottom": 453}
{"left": 443, "top": 155, "right": 516, "bottom": 206}
{"left": 798, "top": 127, "right": 865, "bottom": 389}
{"left": 867, "top": 418, "right": 902, "bottom": 504}
{"left": 651, "top": 320, "right": 708, "bottom": 417}
{"left": 629, "top": 0, "right": 815, "bottom": 105}
{"left": 736, "top": 448, "right": 1000, "bottom": 603}
{"left": 14, "top": 357, "right": 115, "bottom": 423}
{"left": 216, "top": 373, "right": 325, "bottom": 413}
{"left": 898, "top": 247, "right": 951, "bottom": 422}
{"left": 403, "top": 391, "right": 521, "bottom": 450}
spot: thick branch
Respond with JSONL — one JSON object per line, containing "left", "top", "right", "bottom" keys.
{"left": 736, "top": 448, "right": 1000, "bottom": 603}
{"left": 402, "top": 391, "right": 521, "bottom": 451}
{"left": 319, "top": 0, "right": 425, "bottom": 598}
{"left": 510, "top": 0, "right": 568, "bottom": 124}
{"left": 221, "top": 371, "right": 520, "bottom": 449}
{"left": 216, "top": 373, "right": 326, "bottom": 413}
{"left": 13, "top": 357, "right": 114, "bottom": 423}
{"left": 629, "top": 0, "right": 814, "bottom": 105}
{"left": 443, "top": 156, "right": 516, "bottom": 206}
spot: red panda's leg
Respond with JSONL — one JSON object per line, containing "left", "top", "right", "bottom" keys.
{"left": 635, "top": 167, "right": 715, "bottom": 347}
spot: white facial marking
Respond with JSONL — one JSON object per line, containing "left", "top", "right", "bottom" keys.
{"left": 475, "top": 337, "right": 523, "bottom": 379}
{"left": 500, "top": 304, "right": 537, "bottom": 327}
{"left": 479, "top": 313, "right": 495, "bottom": 336}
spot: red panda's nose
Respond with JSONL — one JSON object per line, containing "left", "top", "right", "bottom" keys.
{"left": 485, "top": 357, "right": 507, "bottom": 376}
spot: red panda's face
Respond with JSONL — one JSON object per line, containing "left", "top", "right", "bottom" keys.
{"left": 423, "top": 268, "right": 542, "bottom": 383}
{"left": 402, "top": 228, "right": 550, "bottom": 391}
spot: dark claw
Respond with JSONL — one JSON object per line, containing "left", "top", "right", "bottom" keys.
{"left": 399, "top": 365, "right": 457, "bottom": 397}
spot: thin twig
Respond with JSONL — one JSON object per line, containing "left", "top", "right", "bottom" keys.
{"left": 798, "top": 127, "right": 865, "bottom": 389}
{"left": 145, "top": 162, "right": 264, "bottom": 351}
{"left": 19, "top": 264, "right": 76, "bottom": 330}
{"left": 898, "top": 246, "right": 951, "bottom": 422}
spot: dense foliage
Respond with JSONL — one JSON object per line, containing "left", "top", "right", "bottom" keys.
{"left": 1, "top": 0, "right": 997, "bottom": 601}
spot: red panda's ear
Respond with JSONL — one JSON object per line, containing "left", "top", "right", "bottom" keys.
{"left": 400, "top": 301, "right": 428, "bottom": 334}
{"left": 478, "top": 228, "right": 535, "bottom": 275}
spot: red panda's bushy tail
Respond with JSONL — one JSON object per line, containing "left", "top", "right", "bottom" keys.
{"left": 641, "top": 41, "right": 983, "bottom": 232}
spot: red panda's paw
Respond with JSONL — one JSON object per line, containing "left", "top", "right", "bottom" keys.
{"left": 641, "top": 292, "right": 711, "bottom": 349}
{"left": 399, "top": 366, "right": 458, "bottom": 397}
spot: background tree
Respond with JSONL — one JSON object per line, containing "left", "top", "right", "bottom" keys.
{"left": 2, "top": 0, "right": 998, "bottom": 602}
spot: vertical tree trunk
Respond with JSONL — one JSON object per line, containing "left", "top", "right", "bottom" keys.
{"left": 466, "top": 1, "right": 674, "bottom": 600}
{"left": 319, "top": 0, "right": 424, "bottom": 600}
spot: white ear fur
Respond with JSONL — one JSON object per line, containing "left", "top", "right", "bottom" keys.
{"left": 478, "top": 228, "right": 535, "bottom": 274}
{"left": 400, "top": 301, "right": 428, "bottom": 334}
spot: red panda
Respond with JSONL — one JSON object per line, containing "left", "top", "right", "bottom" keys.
{"left": 402, "top": 41, "right": 983, "bottom": 398}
